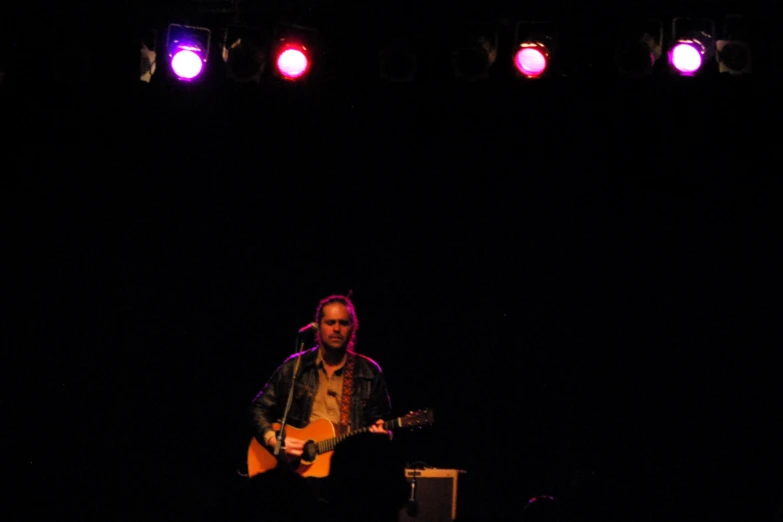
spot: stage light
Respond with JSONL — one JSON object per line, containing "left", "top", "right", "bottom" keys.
{"left": 379, "top": 36, "right": 418, "bottom": 82}
{"left": 172, "top": 49, "right": 202, "bottom": 79}
{"left": 717, "top": 40, "right": 751, "bottom": 74}
{"left": 668, "top": 17, "right": 715, "bottom": 76}
{"left": 670, "top": 41, "right": 703, "bottom": 74}
{"left": 222, "top": 26, "right": 268, "bottom": 83}
{"left": 513, "top": 21, "right": 556, "bottom": 79}
{"left": 524, "top": 494, "right": 559, "bottom": 521}
{"left": 615, "top": 19, "right": 663, "bottom": 77}
{"left": 140, "top": 29, "right": 157, "bottom": 83}
{"left": 451, "top": 22, "right": 499, "bottom": 81}
{"left": 166, "top": 23, "right": 211, "bottom": 81}
{"left": 716, "top": 15, "right": 753, "bottom": 75}
{"left": 271, "top": 23, "right": 317, "bottom": 82}
{"left": 276, "top": 47, "right": 309, "bottom": 79}
{"left": 514, "top": 44, "right": 549, "bottom": 77}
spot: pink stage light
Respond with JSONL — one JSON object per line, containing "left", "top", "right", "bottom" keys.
{"left": 514, "top": 46, "right": 548, "bottom": 77}
{"left": 276, "top": 47, "right": 309, "bottom": 79}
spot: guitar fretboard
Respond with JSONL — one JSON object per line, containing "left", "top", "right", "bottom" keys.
{"left": 315, "top": 418, "right": 398, "bottom": 454}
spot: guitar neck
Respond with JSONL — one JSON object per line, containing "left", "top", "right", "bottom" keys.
{"left": 315, "top": 418, "right": 398, "bottom": 454}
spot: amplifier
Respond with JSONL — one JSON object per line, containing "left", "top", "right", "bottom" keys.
{"left": 398, "top": 468, "right": 466, "bottom": 522}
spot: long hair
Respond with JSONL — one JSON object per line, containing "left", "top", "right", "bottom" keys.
{"left": 313, "top": 294, "right": 359, "bottom": 351}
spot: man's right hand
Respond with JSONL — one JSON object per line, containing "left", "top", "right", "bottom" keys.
{"left": 268, "top": 435, "right": 306, "bottom": 461}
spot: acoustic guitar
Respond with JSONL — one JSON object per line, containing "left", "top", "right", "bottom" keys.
{"left": 246, "top": 408, "right": 434, "bottom": 478}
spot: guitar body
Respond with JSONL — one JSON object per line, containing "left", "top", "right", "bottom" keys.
{"left": 246, "top": 408, "right": 434, "bottom": 478}
{"left": 247, "top": 419, "right": 338, "bottom": 478}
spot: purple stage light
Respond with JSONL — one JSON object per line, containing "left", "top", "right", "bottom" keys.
{"left": 170, "top": 47, "right": 204, "bottom": 79}
{"left": 669, "top": 41, "right": 703, "bottom": 75}
{"left": 165, "top": 24, "right": 211, "bottom": 81}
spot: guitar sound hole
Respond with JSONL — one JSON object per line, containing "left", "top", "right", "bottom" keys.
{"left": 302, "top": 441, "right": 318, "bottom": 463}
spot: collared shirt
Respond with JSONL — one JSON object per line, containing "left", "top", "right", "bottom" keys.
{"left": 310, "top": 351, "right": 344, "bottom": 426}
{"left": 252, "top": 346, "right": 392, "bottom": 447}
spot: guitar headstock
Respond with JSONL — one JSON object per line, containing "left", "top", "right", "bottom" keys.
{"left": 399, "top": 408, "right": 434, "bottom": 428}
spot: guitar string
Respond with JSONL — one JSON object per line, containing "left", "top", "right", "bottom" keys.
{"left": 313, "top": 413, "right": 428, "bottom": 454}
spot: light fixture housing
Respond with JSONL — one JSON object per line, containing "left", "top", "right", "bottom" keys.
{"left": 513, "top": 21, "right": 557, "bottom": 79}
{"left": 140, "top": 28, "right": 157, "bottom": 83}
{"left": 668, "top": 17, "right": 716, "bottom": 77}
{"left": 271, "top": 23, "right": 317, "bottom": 82}
{"left": 166, "top": 23, "right": 211, "bottom": 82}
{"left": 222, "top": 25, "right": 268, "bottom": 83}
{"left": 615, "top": 19, "right": 663, "bottom": 78}
{"left": 379, "top": 36, "right": 418, "bottom": 83}
{"left": 716, "top": 14, "right": 753, "bottom": 75}
{"left": 450, "top": 21, "right": 499, "bottom": 81}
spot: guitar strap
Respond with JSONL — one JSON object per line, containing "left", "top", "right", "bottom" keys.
{"left": 339, "top": 350, "right": 356, "bottom": 432}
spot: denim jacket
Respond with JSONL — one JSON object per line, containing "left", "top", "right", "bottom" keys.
{"left": 248, "top": 346, "right": 392, "bottom": 443}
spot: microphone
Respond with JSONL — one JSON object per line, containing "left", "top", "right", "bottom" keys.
{"left": 406, "top": 474, "right": 418, "bottom": 517}
{"left": 298, "top": 322, "right": 317, "bottom": 333}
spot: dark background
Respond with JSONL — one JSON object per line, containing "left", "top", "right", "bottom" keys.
{"left": 4, "top": 1, "right": 782, "bottom": 521}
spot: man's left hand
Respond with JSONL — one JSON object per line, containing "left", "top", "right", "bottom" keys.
{"left": 368, "top": 419, "right": 393, "bottom": 439}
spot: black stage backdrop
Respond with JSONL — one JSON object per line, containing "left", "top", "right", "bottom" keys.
{"left": 5, "top": 5, "right": 782, "bottom": 521}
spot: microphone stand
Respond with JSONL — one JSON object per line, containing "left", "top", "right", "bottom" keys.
{"left": 406, "top": 470, "right": 419, "bottom": 517}
{"left": 273, "top": 331, "right": 307, "bottom": 459}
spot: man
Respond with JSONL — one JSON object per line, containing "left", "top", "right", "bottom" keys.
{"left": 248, "top": 293, "right": 392, "bottom": 466}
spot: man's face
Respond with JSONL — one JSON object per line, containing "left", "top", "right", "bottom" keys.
{"left": 318, "top": 302, "right": 354, "bottom": 351}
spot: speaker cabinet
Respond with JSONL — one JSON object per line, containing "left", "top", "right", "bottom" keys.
{"left": 398, "top": 468, "right": 466, "bottom": 522}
